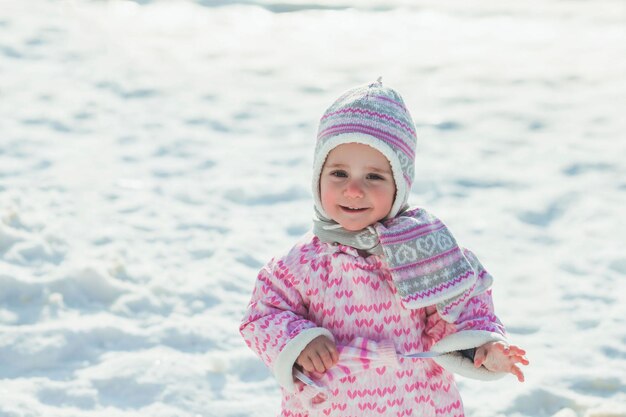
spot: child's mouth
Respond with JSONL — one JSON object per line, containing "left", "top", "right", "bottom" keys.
{"left": 339, "top": 206, "right": 368, "bottom": 213}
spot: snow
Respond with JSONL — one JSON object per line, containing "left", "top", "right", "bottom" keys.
{"left": 1, "top": 0, "right": 625, "bottom": 416}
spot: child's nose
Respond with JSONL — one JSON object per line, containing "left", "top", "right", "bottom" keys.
{"left": 344, "top": 180, "right": 364, "bottom": 198}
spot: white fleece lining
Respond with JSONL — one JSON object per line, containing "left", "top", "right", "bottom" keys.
{"left": 311, "top": 133, "right": 408, "bottom": 221}
{"left": 431, "top": 330, "right": 508, "bottom": 381}
{"left": 273, "top": 327, "right": 335, "bottom": 393}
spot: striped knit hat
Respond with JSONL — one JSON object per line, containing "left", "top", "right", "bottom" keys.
{"left": 312, "top": 78, "right": 417, "bottom": 220}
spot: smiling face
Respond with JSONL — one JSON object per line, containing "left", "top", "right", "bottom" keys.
{"left": 319, "top": 142, "right": 396, "bottom": 231}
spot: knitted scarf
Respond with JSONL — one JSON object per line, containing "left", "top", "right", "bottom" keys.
{"left": 313, "top": 206, "right": 493, "bottom": 322}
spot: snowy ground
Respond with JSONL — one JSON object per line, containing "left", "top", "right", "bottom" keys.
{"left": 1, "top": 0, "right": 625, "bottom": 416}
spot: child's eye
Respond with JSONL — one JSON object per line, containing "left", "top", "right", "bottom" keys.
{"left": 330, "top": 170, "right": 348, "bottom": 178}
{"left": 367, "top": 173, "right": 385, "bottom": 180}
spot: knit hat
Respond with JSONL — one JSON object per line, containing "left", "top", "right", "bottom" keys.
{"left": 312, "top": 78, "right": 417, "bottom": 220}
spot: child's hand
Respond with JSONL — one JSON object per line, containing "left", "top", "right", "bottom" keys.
{"left": 474, "top": 341, "right": 529, "bottom": 382}
{"left": 295, "top": 335, "right": 339, "bottom": 374}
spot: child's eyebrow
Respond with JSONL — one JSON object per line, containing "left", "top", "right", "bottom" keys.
{"left": 367, "top": 166, "right": 392, "bottom": 174}
{"left": 322, "top": 163, "right": 347, "bottom": 171}
{"left": 324, "top": 163, "right": 392, "bottom": 174}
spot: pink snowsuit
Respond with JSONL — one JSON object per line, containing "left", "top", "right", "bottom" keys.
{"left": 240, "top": 234, "right": 508, "bottom": 417}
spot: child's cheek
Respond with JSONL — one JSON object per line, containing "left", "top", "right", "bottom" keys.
{"left": 319, "top": 183, "right": 335, "bottom": 213}
{"left": 372, "top": 187, "right": 395, "bottom": 212}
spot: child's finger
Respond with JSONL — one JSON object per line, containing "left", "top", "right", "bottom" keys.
{"left": 300, "top": 357, "right": 315, "bottom": 373}
{"left": 510, "top": 364, "right": 525, "bottom": 382}
{"left": 326, "top": 343, "right": 339, "bottom": 365}
{"left": 319, "top": 348, "right": 334, "bottom": 370}
{"left": 507, "top": 354, "right": 529, "bottom": 366}
{"left": 323, "top": 340, "right": 339, "bottom": 363}
{"left": 310, "top": 354, "right": 326, "bottom": 373}
{"left": 508, "top": 346, "right": 526, "bottom": 356}
{"left": 496, "top": 343, "right": 510, "bottom": 355}
{"left": 474, "top": 347, "right": 486, "bottom": 368}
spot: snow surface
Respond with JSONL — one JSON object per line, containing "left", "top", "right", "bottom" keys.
{"left": 1, "top": 0, "right": 625, "bottom": 416}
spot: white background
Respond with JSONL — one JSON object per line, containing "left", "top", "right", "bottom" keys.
{"left": 0, "top": 1, "right": 625, "bottom": 416}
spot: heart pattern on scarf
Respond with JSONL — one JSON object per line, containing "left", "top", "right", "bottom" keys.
{"left": 437, "top": 233, "right": 454, "bottom": 250}
{"left": 417, "top": 235, "right": 437, "bottom": 256}
{"left": 395, "top": 244, "right": 417, "bottom": 264}
{"left": 355, "top": 229, "right": 378, "bottom": 249}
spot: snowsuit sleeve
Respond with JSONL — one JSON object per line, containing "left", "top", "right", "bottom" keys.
{"left": 424, "top": 249, "right": 509, "bottom": 380}
{"left": 240, "top": 255, "right": 334, "bottom": 393}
